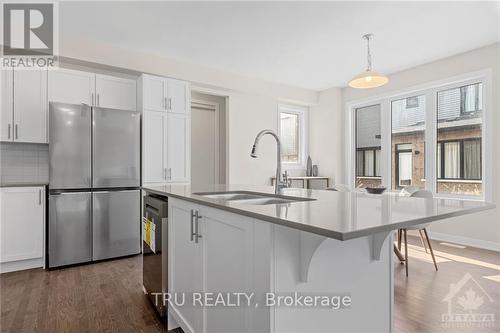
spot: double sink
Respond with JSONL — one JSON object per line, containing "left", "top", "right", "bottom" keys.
{"left": 194, "top": 191, "right": 316, "bottom": 205}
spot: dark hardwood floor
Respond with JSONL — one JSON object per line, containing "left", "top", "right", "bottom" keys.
{"left": 1, "top": 235, "right": 499, "bottom": 333}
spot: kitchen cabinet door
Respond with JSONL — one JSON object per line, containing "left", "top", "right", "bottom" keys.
{"left": 95, "top": 74, "right": 137, "bottom": 111}
{"left": 48, "top": 68, "right": 95, "bottom": 105}
{"left": 168, "top": 199, "right": 203, "bottom": 333}
{"left": 143, "top": 74, "right": 166, "bottom": 112}
{"left": 1, "top": 69, "right": 14, "bottom": 141}
{"left": 143, "top": 110, "right": 166, "bottom": 183}
{"left": 13, "top": 69, "right": 48, "bottom": 143}
{"left": 0, "top": 187, "right": 44, "bottom": 263}
{"left": 166, "top": 79, "right": 189, "bottom": 114}
{"left": 199, "top": 207, "right": 255, "bottom": 333}
{"left": 166, "top": 113, "right": 190, "bottom": 183}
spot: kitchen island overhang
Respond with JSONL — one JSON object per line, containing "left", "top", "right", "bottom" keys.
{"left": 142, "top": 184, "right": 494, "bottom": 333}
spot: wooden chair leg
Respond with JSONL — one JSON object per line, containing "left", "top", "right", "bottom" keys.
{"left": 419, "top": 230, "right": 428, "bottom": 253}
{"left": 423, "top": 228, "right": 438, "bottom": 271}
{"left": 404, "top": 229, "right": 408, "bottom": 277}
{"left": 397, "top": 229, "right": 402, "bottom": 251}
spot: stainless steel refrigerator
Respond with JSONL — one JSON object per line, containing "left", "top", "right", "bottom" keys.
{"left": 48, "top": 102, "right": 141, "bottom": 268}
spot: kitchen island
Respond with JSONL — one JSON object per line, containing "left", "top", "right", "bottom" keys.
{"left": 142, "top": 184, "right": 494, "bottom": 333}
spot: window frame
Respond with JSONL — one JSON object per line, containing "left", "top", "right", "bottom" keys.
{"left": 355, "top": 146, "right": 382, "bottom": 178}
{"left": 437, "top": 138, "right": 482, "bottom": 181}
{"left": 277, "top": 103, "right": 309, "bottom": 169}
{"left": 345, "top": 69, "right": 492, "bottom": 201}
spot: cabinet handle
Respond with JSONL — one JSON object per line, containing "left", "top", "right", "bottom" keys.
{"left": 164, "top": 97, "right": 167, "bottom": 110}
{"left": 15, "top": 124, "right": 18, "bottom": 139}
{"left": 7, "top": 124, "right": 11, "bottom": 139}
{"left": 163, "top": 168, "right": 167, "bottom": 180}
{"left": 190, "top": 209, "right": 196, "bottom": 241}
{"left": 194, "top": 211, "right": 202, "bottom": 243}
{"left": 168, "top": 168, "right": 172, "bottom": 180}
{"left": 168, "top": 98, "right": 172, "bottom": 110}
{"left": 39, "top": 189, "right": 42, "bottom": 205}
{"left": 91, "top": 93, "right": 94, "bottom": 106}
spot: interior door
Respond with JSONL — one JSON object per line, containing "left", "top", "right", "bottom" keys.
{"left": 49, "top": 192, "right": 92, "bottom": 267}
{"left": 49, "top": 103, "right": 91, "bottom": 189}
{"left": 191, "top": 106, "right": 216, "bottom": 185}
{"left": 168, "top": 199, "right": 202, "bottom": 333}
{"left": 95, "top": 74, "right": 137, "bottom": 111}
{"left": 48, "top": 68, "right": 95, "bottom": 105}
{"left": 143, "top": 110, "right": 165, "bottom": 183}
{"left": 13, "top": 69, "right": 47, "bottom": 143}
{"left": 166, "top": 113, "right": 190, "bottom": 183}
{"left": 143, "top": 75, "right": 166, "bottom": 111}
{"left": 93, "top": 107, "right": 140, "bottom": 188}
{"left": 92, "top": 190, "right": 140, "bottom": 261}
{"left": 167, "top": 79, "right": 188, "bottom": 113}
{"left": 1, "top": 69, "right": 13, "bottom": 141}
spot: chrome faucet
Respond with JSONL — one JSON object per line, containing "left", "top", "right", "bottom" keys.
{"left": 250, "top": 129, "right": 290, "bottom": 194}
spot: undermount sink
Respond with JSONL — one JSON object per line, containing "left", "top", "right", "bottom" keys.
{"left": 193, "top": 191, "right": 315, "bottom": 205}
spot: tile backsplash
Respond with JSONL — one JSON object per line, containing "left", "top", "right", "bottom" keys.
{"left": 0, "top": 142, "right": 49, "bottom": 185}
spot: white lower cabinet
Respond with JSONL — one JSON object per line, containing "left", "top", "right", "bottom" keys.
{"left": 0, "top": 186, "right": 45, "bottom": 273}
{"left": 168, "top": 198, "right": 257, "bottom": 333}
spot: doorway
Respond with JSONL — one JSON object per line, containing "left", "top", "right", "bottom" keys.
{"left": 191, "top": 92, "right": 227, "bottom": 186}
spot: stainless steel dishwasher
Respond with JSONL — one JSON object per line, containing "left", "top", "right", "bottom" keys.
{"left": 143, "top": 194, "right": 168, "bottom": 320}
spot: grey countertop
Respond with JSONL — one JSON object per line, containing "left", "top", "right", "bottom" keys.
{"left": 0, "top": 182, "right": 48, "bottom": 187}
{"left": 142, "top": 184, "right": 495, "bottom": 241}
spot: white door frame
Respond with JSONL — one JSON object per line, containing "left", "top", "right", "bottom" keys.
{"left": 191, "top": 99, "right": 220, "bottom": 185}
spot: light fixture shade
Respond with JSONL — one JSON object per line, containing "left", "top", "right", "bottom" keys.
{"left": 348, "top": 70, "right": 389, "bottom": 89}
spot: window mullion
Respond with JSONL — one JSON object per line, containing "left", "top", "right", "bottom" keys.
{"left": 425, "top": 90, "right": 437, "bottom": 194}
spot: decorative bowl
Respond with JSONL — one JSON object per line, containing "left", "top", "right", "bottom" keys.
{"left": 365, "top": 187, "right": 387, "bottom": 194}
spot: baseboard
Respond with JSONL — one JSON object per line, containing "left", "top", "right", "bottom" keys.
{"left": 428, "top": 231, "right": 500, "bottom": 252}
{"left": 0, "top": 258, "right": 44, "bottom": 274}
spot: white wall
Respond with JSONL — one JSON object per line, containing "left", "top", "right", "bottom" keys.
{"left": 58, "top": 37, "right": 318, "bottom": 186}
{"left": 309, "top": 88, "right": 343, "bottom": 186}
{"left": 341, "top": 43, "right": 500, "bottom": 249}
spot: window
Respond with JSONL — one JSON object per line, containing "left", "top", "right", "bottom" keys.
{"left": 349, "top": 75, "right": 488, "bottom": 198}
{"left": 355, "top": 104, "right": 382, "bottom": 188}
{"left": 437, "top": 139, "right": 481, "bottom": 180}
{"left": 437, "top": 82, "right": 483, "bottom": 195}
{"left": 278, "top": 104, "right": 307, "bottom": 166}
{"left": 391, "top": 95, "right": 426, "bottom": 190}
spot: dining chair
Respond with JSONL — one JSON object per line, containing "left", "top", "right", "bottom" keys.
{"left": 398, "top": 189, "right": 438, "bottom": 277}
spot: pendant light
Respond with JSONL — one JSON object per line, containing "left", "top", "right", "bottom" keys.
{"left": 348, "top": 34, "right": 389, "bottom": 89}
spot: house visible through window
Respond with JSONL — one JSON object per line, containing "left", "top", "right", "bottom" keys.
{"left": 351, "top": 78, "right": 486, "bottom": 197}
{"left": 278, "top": 104, "right": 307, "bottom": 166}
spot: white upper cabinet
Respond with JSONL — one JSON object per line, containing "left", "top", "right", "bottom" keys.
{"left": 1, "top": 68, "right": 47, "bottom": 143}
{"left": 48, "top": 69, "right": 137, "bottom": 110}
{"left": 140, "top": 74, "right": 191, "bottom": 185}
{"left": 13, "top": 70, "right": 48, "bottom": 143}
{"left": 166, "top": 79, "right": 189, "bottom": 114}
{"left": 141, "top": 74, "right": 189, "bottom": 113}
{"left": 95, "top": 74, "right": 137, "bottom": 111}
{"left": 0, "top": 70, "right": 14, "bottom": 141}
{"left": 143, "top": 75, "right": 166, "bottom": 111}
{"left": 166, "top": 113, "right": 190, "bottom": 183}
{"left": 48, "top": 68, "right": 95, "bottom": 105}
{"left": 143, "top": 110, "right": 166, "bottom": 183}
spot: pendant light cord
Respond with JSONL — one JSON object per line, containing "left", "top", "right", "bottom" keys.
{"left": 363, "top": 34, "right": 373, "bottom": 71}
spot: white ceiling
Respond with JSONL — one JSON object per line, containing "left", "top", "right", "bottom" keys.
{"left": 60, "top": 1, "right": 500, "bottom": 90}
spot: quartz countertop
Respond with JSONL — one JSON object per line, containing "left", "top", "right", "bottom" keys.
{"left": 142, "top": 184, "right": 495, "bottom": 241}
{"left": 0, "top": 182, "right": 49, "bottom": 187}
